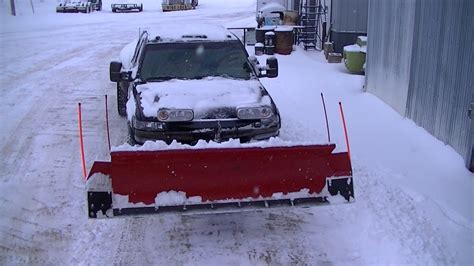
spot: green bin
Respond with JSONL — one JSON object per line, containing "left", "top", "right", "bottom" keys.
{"left": 343, "top": 44, "right": 366, "bottom": 74}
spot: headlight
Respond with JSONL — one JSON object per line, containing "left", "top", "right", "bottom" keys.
{"left": 237, "top": 106, "right": 273, "bottom": 120}
{"left": 157, "top": 109, "right": 194, "bottom": 122}
{"left": 132, "top": 119, "right": 164, "bottom": 130}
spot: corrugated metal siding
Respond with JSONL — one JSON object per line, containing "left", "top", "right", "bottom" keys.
{"left": 407, "top": 0, "right": 474, "bottom": 165}
{"left": 332, "top": 0, "right": 368, "bottom": 32}
{"left": 365, "top": 0, "right": 416, "bottom": 115}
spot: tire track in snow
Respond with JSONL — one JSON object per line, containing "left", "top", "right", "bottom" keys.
{"left": 113, "top": 217, "right": 150, "bottom": 265}
{"left": 353, "top": 162, "right": 455, "bottom": 265}
{"left": 0, "top": 26, "right": 122, "bottom": 264}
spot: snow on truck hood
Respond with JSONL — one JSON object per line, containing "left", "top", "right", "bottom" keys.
{"left": 137, "top": 77, "right": 271, "bottom": 118}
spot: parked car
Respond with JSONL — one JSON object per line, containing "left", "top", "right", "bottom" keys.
{"left": 56, "top": 0, "right": 102, "bottom": 13}
{"left": 90, "top": 0, "right": 102, "bottom": 11}
{"left": 109, "top": 25, "right": 281, "bottom": 144}
{"left": 111, "top": 0, "right": 143, "bottom": 12}
{"left": 162, "top": 0, "right": 198, "bottom": 12}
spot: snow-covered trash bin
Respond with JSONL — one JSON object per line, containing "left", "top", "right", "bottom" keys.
{"left": 265, "top": 31, "right": 275, "bottom": 55}
{"left": 343, "top": 44, "right": 366, "bottom": 74}
{"left": 255, "top": 43, "right": 264, "bottom": 55}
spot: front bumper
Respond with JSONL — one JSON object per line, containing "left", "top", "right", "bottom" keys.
{"left": 131, "top": 118, "right": 280, "bottom": 144}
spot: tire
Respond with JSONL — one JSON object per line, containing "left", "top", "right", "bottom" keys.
{"left": 127, "top": 122, "right": 137, "bottom": 145}
{"left": 112, "top": 8, "right": 116, "bottom": 12}
{"left": 117, "top": 83, "right": 127, "bottom": 116}
{"left": 139, "top": 4, "right": 143, "bottom": 12}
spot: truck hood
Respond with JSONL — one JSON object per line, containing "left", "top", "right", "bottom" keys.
{"left": 136, "top": 77, "right": 272, "bottom": 119}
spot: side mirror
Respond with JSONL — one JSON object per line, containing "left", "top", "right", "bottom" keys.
{"left": 110, "top": 61, "right": 123, "bottom": 82}
{"left": 248, "top": 56, "right": 259, "bottom": 67}
{"left": 266, "top": 57, "right": 278, "bottom": 78}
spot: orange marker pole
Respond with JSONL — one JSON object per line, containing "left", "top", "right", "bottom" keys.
{"left": 78, "top": 103, "right": 87, "bottom": 180}
{"left": 339, "top": 102, "right": 351, "bottom": 159}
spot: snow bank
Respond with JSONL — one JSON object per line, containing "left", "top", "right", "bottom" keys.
{"left": 112, "top": 137, "right": 326, "bottom": 152}
{"left": 155, "top": 191, "right": 202, "bottom": 206}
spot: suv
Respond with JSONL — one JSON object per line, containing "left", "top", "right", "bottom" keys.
{"left": 56, "top": 0, "right": 101, "bottom": 13}
{"left": 111, "top": 0, "right": 143, "bottom": 12}
{"left": 110, "top": 25, "right": 281, "bottom": 144}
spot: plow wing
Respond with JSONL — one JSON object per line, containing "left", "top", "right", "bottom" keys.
{"left": 86, "top": 144, "right": 354, "bottom": 218}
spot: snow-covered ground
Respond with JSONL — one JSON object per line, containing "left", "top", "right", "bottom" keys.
{"left": 1, "top": 0, "right": 473, "bottom": 264}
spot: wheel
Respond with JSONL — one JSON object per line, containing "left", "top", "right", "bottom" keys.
{"left": 112, "top": 8, "right": 117, "bottom": 13}
{"left": 117, "top": 83, "right": 127, "bottom": 116}
{"left": 139, "top": 4, "right": 143, "bottom": 12}
{"left": 127, "top": 122, "right": 137, "bottom": 145}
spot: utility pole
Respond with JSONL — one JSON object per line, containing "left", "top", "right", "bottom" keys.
{"left": 10, "top": 0, "right": 16, "bottom": 16}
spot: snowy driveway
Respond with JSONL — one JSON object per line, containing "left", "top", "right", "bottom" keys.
{"left": 0, "top": 0, "right": 472, "bottom": 264}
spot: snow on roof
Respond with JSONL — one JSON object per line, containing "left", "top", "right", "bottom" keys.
{"left": 146, "top": 24, "right": 238, "bottom": 42}
{"left": 259, "top": 3, "right": 286, "bottom": 13}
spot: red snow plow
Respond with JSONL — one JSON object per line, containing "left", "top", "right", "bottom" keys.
{"left": 86, "top": 143, "right": 353, "bottom": 218}
{"left": 82, "top": 97, "right": 354, "bottom": 218}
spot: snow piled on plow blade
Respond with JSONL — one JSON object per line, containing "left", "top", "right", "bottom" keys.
{"left": 86, "top": 142, "right": 354, "bottom": 218}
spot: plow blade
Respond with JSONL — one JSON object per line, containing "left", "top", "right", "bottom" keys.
{"left": 86, "top": 144, "right": 354, "bottom": 218}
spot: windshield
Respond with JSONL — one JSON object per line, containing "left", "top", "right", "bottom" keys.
{"left": 139, "top": 41, "right": 252, "bottom": 81}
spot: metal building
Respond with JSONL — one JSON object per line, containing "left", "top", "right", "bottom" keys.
{"left": 330, "top": 0, "right": 368, "bottom": 53}
{"left": 365, "top": 0, "right": 474, "bottom": 171}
